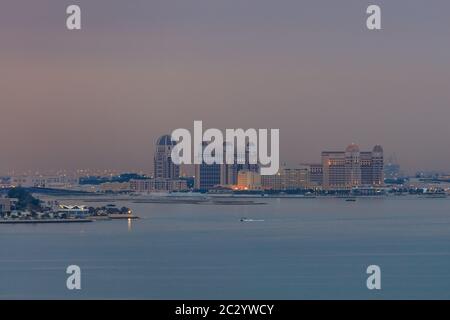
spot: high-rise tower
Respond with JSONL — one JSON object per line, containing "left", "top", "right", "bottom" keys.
{"left": 153, "top": 135, "right": 180, "bottom": 179}
{"left": 322, "top": 144, "right": 384, "bottom": 190}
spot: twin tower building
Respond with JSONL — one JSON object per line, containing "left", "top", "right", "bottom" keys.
{"left": 154, "top": 135, "right": 384, "bottom": 191}
{"left": 153, "top": 135, "right": 259, "bottom": 190}
{"left": 321, "top": 144, "right": 384, "bottom": 190}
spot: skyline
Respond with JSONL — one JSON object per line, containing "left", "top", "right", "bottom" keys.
{"left": 0, "top": 126, "right": 443, "bottom": 177}
{"left": 0, "top": 140, "right": 432, "bottom": 178}
{"left": 1, "top": 1, "right": 450, "bottom": 173}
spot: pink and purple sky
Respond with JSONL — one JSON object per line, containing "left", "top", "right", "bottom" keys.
{"left": 1, "top": 0, "right": 449, "bottom": 174}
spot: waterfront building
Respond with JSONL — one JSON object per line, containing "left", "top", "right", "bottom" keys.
{"left": 154, "top": 135, "right": 180, "bottom": 179}
{"left": 371, "top": 145, "right": 384, "bottom": 186}
{"left": 283, "top": 166, "right": 310, "bottom": 190}
{"left": 322, "top": 151, "right": 347, "bottom": 189}
{"left": 360, "top": 151, "right": 374, "bottom": 185}
{"left": 236, "top": 170, "right": 262, "bottom": 190}
{"left": 195, "top": 142, "right": 260, "bottom": 190}
{"left": 220, "top": 141, "right": 259, "bottom": 185}
{"left": 56, "top": 205, "right": 89, "bottom": 218}
{"left": 261, "top": 165, "right": 309, "bottom": 191}
{"left": 0, "top": 198, "right": 12, "bottom": 216}
{"left": 345, "top": 143, "right": 362, "bottom": 187}
{"left": 195, "top": 162, "right": 222, "bottom": 190}
{"left": 130, "top": 178, "right": 188, "bottom": 193}
{"left": 322, "top": 144, "right": 384, "bottom": 190}
{"left": 10, "top": 175, "right": 79, "bottom": 189}
{"left": 148, "top": 134, "right": 188, "bottom": 192}
{"left": 302, "top": 164, "right": 323, "bottom": 188}
{"left": 99, "top": 182, "right": 131, "bottom": 193}
{"left": 261, "top": 170, "right": 284, "bottom": 191}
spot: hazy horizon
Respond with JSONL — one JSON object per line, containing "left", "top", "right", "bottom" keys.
{"left": 1, "top": 0, "right": 450, "bottom": 174}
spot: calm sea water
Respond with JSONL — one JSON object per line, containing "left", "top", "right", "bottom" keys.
{"left": 1, "top": 197, "right": 450, "bottom": 300}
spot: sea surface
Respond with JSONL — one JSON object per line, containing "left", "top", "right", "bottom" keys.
{"left": 1, "top": 196, "right": 450, "bottom": 299}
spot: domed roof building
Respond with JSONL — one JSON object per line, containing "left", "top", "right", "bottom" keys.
{"left": 344, "top": 144, "right": 361, "bottom": 187}
{"left": 157, "top": 135, "right": 176, "bottom": 146}
{"left": 372, "top": 145, "right": 383, "bottom": 155}
{"left": 322, "top": 143, "right": 384, "bottom": 190}
{"left": 345, "top": 143, "right": 360, "bottom": 153}
{"left": 371, "top": 145, "right": 384, "bottom": 186}
{"left": 154, "top": 134, "right": 180, "bottom": 179}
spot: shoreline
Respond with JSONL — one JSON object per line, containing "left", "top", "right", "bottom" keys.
{"left": 37, "top": 194, "right": 448, "bottom": 202}
{"left": 0, "top": 215, "right": 140, "bottom": 224}
{"left": 0, "top": 219, "right": 93, "bottom": 224}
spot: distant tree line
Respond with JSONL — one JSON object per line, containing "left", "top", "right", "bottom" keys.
{"left": 79, "top": 173, "right": 147, "bottom": 185}
{"left": 7, "top": 187, "right": 42, "bottom": 211}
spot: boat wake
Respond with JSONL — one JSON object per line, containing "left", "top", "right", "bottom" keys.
{"left": 240, "top": 218, "right": 265, "bottom": 222}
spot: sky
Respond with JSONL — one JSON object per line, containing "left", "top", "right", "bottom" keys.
{"left": 1, "top": 0, "right": 449, "bottom": 174}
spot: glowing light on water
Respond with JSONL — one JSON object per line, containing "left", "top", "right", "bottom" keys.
{"left": 128, "top": 218, "right": 132, "bottom": 231}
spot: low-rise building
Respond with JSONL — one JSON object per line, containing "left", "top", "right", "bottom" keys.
{"left": 236, "top": 170, "right": 262, "bottom": 190}
{"left": 10, "top": 175, "right": 79, "bottom": 189}
{"left": 0, "top": 198, "right": 12, "bottom": 215}
{"left": 56, "top": 205, "right": 89, "bottom": 218}
{"left": 261, "top": 166, "right": 310, "bottom": 191}
{"left": 130, "top": 178, "right": 188, "bottom": 193}
{"left": 99, "top": 182, "right": 131, "bottom": 193}
{"left": 302, "top": 164, "right": 323, "bottom": 188}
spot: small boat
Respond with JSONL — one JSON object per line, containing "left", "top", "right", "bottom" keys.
{"left": 345, "top": 198, "right": 357, "bottom": 202}
{"left": 240, "top": 218, "right": 264, "bottom": 222}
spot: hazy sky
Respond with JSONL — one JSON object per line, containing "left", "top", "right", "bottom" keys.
{"left": 1, "top": 0, "right": 449, "bottom": 174}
